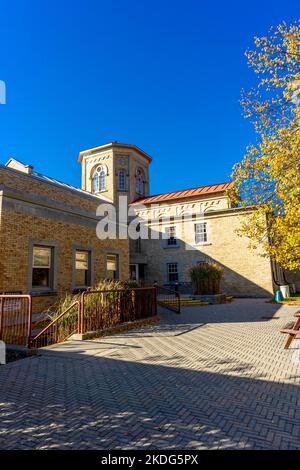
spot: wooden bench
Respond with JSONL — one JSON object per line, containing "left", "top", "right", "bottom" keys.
{"left": 281, "top": 313, "right": 300, "bottom": 349}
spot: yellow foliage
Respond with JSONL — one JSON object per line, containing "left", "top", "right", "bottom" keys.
{"left": 231, "top": 21, "right": 300, "bottom": 270}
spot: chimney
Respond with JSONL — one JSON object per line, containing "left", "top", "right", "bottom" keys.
{"left": 5, "top": 158, "right": 34, "bottom": 175}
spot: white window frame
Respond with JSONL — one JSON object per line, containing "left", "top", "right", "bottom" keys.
{"left": 195, "top": 222, "right": 208, "bottom": 244}
{"left": 93, "top": 165, "right": 107, "bottom": 193}
{"left": 167, "top": 262, "right": 179, "bottom": 283}
{"left": 31, "top": 244, "right": 55, "bottom": 291}
{"left": 166, "top": 226, "right": 177, "bottom": 246}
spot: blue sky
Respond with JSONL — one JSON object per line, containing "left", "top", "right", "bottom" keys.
{"left": 0, "top": 0, "right": 299, "bottom": 195}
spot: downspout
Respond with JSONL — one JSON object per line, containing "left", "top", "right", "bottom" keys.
{"left": 266, "top": 212, "right": 283, "bottom": 287}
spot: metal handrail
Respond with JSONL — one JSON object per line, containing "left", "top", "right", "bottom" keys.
{"left": 156, "top": 285, "right": 179, "bottom": 295}
{"left": 79, "top": 287, "right": 157, "bottom": 334}
{"left": 0, "top": 294, "right": 32, "bottom": 347}
{"left": 31, "top": 300, "right": 80, "bottom": 345}
{"left": 155, "top": 284, "right": 181, "bottom": 314}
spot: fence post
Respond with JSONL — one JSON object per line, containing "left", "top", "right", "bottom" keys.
{"left": 153, "top": 286, "right": 157, "bottom": 316}
{"left": 175, "top": 282, "right": 181, "bottom": 314}
{"left": 78, "top": 294, "right": 83, "bottom": 335}
{"left": 27, "top": 295, "right": 32, "bottom": 348}
{"left": 0, "top": 298, "right": 3, "bottom": 341}
{"left": 153, "top": 282, "right": 158, "bottom": 316}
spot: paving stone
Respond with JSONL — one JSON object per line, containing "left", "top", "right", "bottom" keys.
{"left": 0, "top": 299, "right": 299, "bottom": 449}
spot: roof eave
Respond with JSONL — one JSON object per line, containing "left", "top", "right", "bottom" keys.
{"left": 78, "top": 142, "right": 152, "bottom": 163}
{"left": 131, "top": 185, "right": 234, "bottom": 205}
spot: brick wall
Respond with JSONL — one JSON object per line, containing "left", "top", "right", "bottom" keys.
{"left": 0, "top": 167, "right": 129, "bottom": 313}
{"left": 137, "top": 206, "right": 274, "bottom": 297}
{"left": 0, "top": 206, "right": 129, "bottom": 312}
{"left": 0, "top": 165, "right": 102, "bottom": 212}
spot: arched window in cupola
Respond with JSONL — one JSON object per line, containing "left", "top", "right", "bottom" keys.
{"left": 92, "top": 165, "right": 107, "bottom": 193}
{"left": 135, "top": 168, "right": 145, "bottom": 195}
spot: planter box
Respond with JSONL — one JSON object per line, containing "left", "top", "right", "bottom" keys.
{"left": 192, "top": 278, "right": 221, "bottom": 295}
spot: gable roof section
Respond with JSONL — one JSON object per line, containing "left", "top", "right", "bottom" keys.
{"left": 132, "top": 182, "right": 234, "bottom": 205}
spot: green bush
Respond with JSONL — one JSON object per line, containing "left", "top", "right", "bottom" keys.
{"left": 189, "top": 263, "right": 223, "bottom": 295}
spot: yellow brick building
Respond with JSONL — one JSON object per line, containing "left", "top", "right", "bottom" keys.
{"left": 0, "top": 141, "right": 296, "bottom": 312}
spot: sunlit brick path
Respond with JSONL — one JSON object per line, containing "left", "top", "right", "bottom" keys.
{"left": 0, "top": 299, "right": 299, "bottom": 450}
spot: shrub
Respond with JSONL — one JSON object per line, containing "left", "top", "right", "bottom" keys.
{"left": 93, "top": 279, "right": 123, "bottom": 291}
{"left": 51, "top": 279, "right": 139, "bottom": 321}
{"left": 189, "top": 263, "right": 223, "bottom": 295}
{"left": 122, "top": 279, "right": 140, "bottom": 290}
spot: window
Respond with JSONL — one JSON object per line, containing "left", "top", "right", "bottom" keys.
{"left": 118, "top": 170, "right": 126, "bottom": 191}
{"left": 134, "top": 223, "right": 141, "bottom": 253}
{"left": 106, "top": 254, "right": 119, "bottom": 280}
{"left": 166, "top": 226, "right": 177, "bottom": 246}
{"left": 135, "top": 168, "right": 144, "bottom": 195}
{"left": 130, "top": 264, "right": 139, "bottom": 281}
{"left": 167, "top": 263, "right": 179, "bottom": 283}
{"left": 195, "top": 222, "right": 208, "bottom": 244}
{"left": 32, "top": 246, "right": 54, "bottom": 289}
{"left": 75, "top": 250, "right": 91, "bottom": 287}
{"left": 93, "top": 165, "right": 106, "bottom": 193}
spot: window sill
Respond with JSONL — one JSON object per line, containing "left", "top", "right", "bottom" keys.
{"left": 30, "top": 290, "right": 58, "bottom": 297}
{"left": 194, "top": 242, "right": 212, "bottom": 247}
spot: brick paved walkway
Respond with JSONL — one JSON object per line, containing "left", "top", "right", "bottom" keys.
{"left": 0, "top": 299, "right": 299, "bottom": 449}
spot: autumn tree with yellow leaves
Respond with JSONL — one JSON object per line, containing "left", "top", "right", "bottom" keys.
{"left": 231, "top": 21, "right": 300, "bottom": 271}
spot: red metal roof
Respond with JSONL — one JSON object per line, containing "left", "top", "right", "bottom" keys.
{"left": 132, "top": 181, "right": 234, "bottom": 205}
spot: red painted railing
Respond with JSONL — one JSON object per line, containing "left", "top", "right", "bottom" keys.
{"left": 0, "top": 295, "right": 32, "bottom": 347}
{"left": 31, "top": 301, "right": 80, "bottom": 348}
{"left": 30, "top": 287, "right": 157, "bottom": 348}
{"left": 0, "top": 286, "right": 178, "bottom": 348}
{"left": 79, "top": 287, "right": 157, "bottom": 334}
